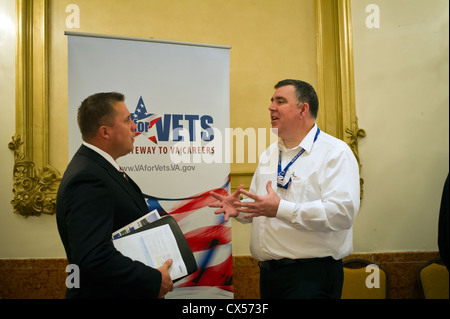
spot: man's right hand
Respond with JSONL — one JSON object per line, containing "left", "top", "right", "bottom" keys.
{"left": 209, "top": 184, "right": 244, "bottom": 222}
{"left": 157, "top": 259, "right": 173, "bottom": 298}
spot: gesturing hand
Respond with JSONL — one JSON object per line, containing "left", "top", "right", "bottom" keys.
{"left": 236, "top": 181, "right": 280, "bottom": 219}
{"left": 209, "top": 184, "right": 244, "bottom": 222}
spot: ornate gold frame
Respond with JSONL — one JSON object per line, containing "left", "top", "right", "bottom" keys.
{"left": 10, "top": 0, "right": 61, "bottom": 217}
{"left": 10, "top": 0, "right": 364, "bottom": 217}
{"left": 315, "top": 0, "right": 366, "bottom": 198}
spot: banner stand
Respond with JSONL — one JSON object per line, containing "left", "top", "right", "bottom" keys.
{"left": 67, "top": 32, "right": 232, "bottom": 299}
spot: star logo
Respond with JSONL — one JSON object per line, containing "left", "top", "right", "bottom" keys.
{"left": 131, "top": 96, "right": 161, "bottom": 144}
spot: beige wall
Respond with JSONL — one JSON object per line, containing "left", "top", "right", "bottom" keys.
{"left": 0, "top": 0, "right": 448, "bottom": 258}
{"left": 351, "top": 0, "right": 449, "bottom": 252}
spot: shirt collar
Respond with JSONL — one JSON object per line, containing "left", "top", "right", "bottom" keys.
{"left": 279, "top": 123, "right": 318, "bottom": 154}
{"left": 82, "top": 141, "right": 121, "bottom": 171}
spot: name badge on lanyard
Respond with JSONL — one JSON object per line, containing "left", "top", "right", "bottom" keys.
{"left": 277, "top": 127, "right": 320, "bottom": 189}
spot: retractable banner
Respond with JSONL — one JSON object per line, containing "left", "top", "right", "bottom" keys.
{"left": 67, "top": 32, "right": 232, "bottom": 298}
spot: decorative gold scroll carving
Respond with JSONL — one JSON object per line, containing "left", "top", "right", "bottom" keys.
{"left": 8, "top": 135, "right": 61, "bottom": 217}
{"left": 346, "top": 124, "right": 366, "bottom": 199}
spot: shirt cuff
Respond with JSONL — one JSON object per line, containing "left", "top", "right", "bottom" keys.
{"left": 276, "top": 199, "right": 296, "bottom": 223}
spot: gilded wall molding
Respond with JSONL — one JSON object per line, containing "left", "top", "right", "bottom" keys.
{"left": 11, "top": 0, "right": 61, "bottom": 216}
{"left": 315, "top": 0, "right": 365, "bottom": 198}
{"left": 230, "top": 172, "right": 253, "bottom": 193}
{"left": 9, "top": 135, "right": 60, "bottom": 217}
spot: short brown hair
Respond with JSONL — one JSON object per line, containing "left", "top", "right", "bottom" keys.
{"left": 77, "top": 92, "right": 125, "bottom": 140}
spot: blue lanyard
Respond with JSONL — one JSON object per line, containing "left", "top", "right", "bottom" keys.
{"left": 277, "top": 127, "right": 320, "bottom": 189}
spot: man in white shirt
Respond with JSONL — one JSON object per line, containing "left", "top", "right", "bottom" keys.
{"left": 210, "top": 79, "right": 360, "bottom": 298}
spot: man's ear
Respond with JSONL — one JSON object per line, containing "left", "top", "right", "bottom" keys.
{"left": 98, "top": 125, "right": 111, "bottom": 140}
{"left": 299, "top": 103, "right": 310, "bottom": 119}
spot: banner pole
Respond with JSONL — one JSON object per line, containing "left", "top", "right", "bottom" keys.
{"left": 64, "top": 31, "right": 231, "bottom": 50}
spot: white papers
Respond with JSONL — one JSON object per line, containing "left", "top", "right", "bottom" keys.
{"left": 112, "top": 209, "right": 160, "bottom": 239}
{"left": 113, "top": 223, "right": 188, "bottom": 280}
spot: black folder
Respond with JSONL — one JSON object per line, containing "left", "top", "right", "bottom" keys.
{"left": 116, "top": 215, "right": 197, "bottom": 282}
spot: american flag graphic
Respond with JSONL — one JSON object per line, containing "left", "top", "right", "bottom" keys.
{"left": 132, "top": 96, "right": 161, "bottom": 144}
{"left": 144, "top": 175, "right": 233, "bottom": 298}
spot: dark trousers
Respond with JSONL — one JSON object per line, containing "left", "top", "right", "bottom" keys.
{"left": 259, "top": 257, "right": 343, "bottom": 299}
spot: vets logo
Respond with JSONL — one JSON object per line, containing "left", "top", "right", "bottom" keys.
{"left": 131, "top": 96, "right": 215, "bottom": 144}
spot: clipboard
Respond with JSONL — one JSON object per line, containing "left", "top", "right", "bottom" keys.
{"left": 114, "top": 215, "right": 197, "bottom": 282}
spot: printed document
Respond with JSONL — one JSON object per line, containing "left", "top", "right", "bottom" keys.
{"left": 113, "top": 223, "right": 188, "bottom": 280}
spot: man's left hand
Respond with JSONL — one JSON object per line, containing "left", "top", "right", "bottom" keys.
{"left": 236, "top": 181, "right": 280, "bottom": 218}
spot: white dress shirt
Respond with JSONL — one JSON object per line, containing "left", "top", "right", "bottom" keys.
{"left": 236, "top": 124, "right": 360, "bottom": 261}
